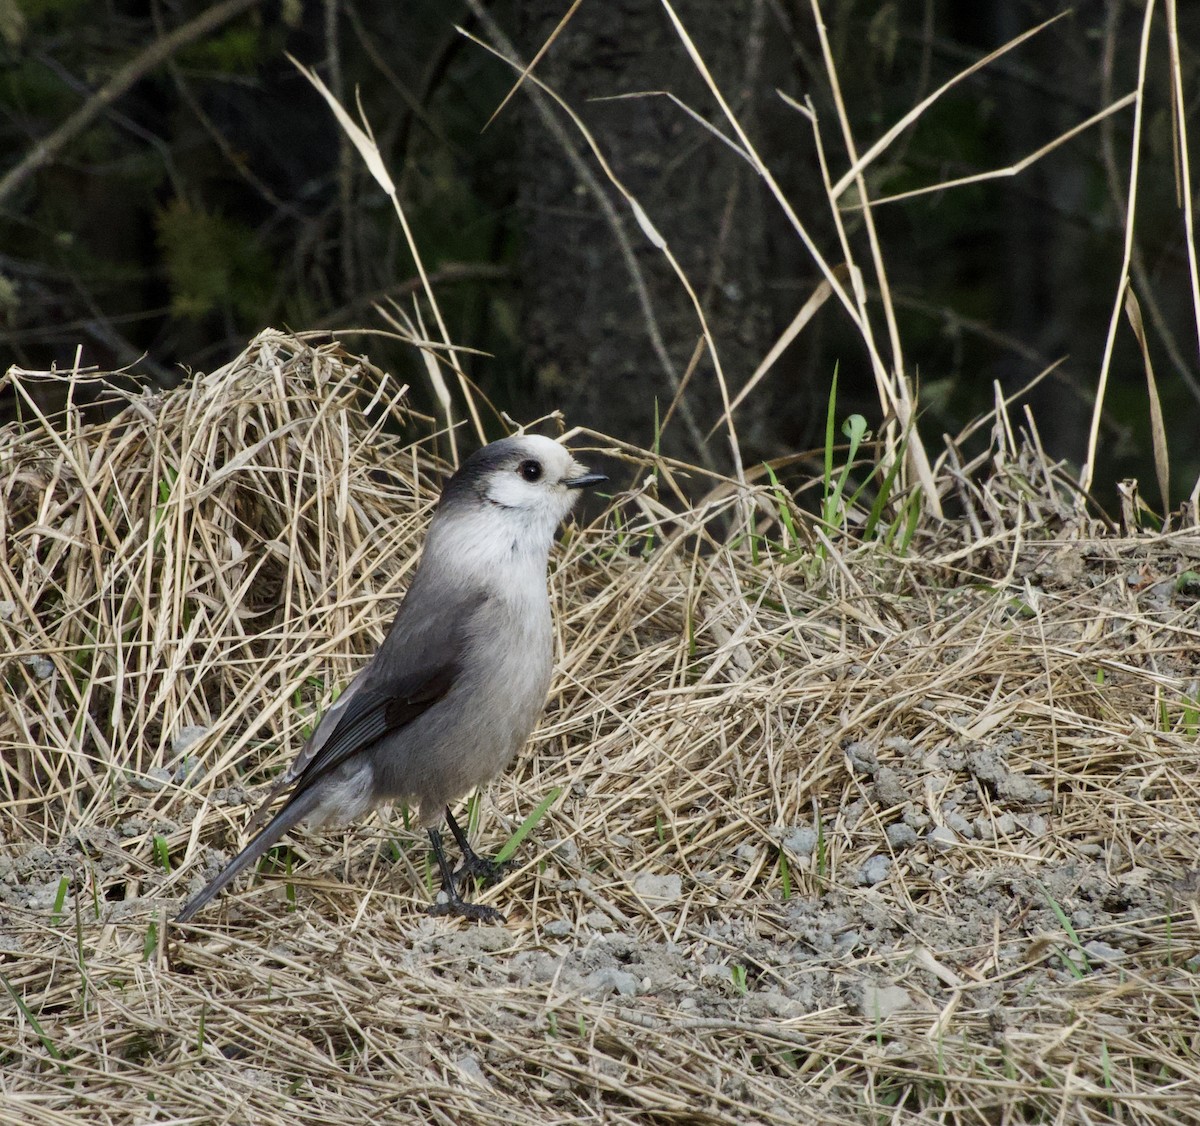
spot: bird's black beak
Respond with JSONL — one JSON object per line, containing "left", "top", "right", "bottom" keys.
{"left": 564, "top": 472, "right": 607, "bottom": 490}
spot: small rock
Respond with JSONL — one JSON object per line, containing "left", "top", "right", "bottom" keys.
{"left": 632, "top": 873, "right": 682, "bottom": 904}
{"left": 21, "top": 655, "right": 53, "bottom": 680}
{"left": 542, "top": 919, "right": 572, "bottom": 938}
{"left": 927, "top": 827, "right": 957, "bottom": 851}
{"left": 454, "top": 1053, "right": 490, "bottom": 1087}
{"left": 734, "top": 844, "right": 758, "bottom": 865}
{"left": 132, "top": 767, "right": 173, "bottom": 792}
{"left": 1084, "top": 941, "right": 1126, "bottom": 964}
{"left": 943, "top": 810, "right": 975, "bottom": 838}
{"left": 860, "top": 982, "right": 914, "bottom": 1019}
{"left": 172, "top": 726, "right": 209, "bottom": 756}
{"left": 783, "top": 827, "right": 817, "bottom": 857}
{"left": 885, "top": 823, "right": 917, "bottom": 849}
{"left": 0, "top": 601, "right": 15, "bottom": 620}
{"left": 583, "top": 910, "right": 615, "bottom": 932}
{"left": 582, "top": 968, "right": 639, "bottom": 998}
{"left": 856, "top": 855, "right": 892, "bottom": 886}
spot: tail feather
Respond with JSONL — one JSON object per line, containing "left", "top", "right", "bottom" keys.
{"left": 174, "top": 787, "right": 324, "bottom": 924}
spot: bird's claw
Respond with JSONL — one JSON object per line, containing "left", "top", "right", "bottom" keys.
{"left": 453, "top": 853, "right": 511, "bottom": 888}
{"left": 428, "top": 896, "right": 505, "bottom": 924}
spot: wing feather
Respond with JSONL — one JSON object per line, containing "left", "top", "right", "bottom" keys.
{"left": 289, "top": 664, "right": 457, "bottom": 797}
{"left": 247, "top": 585, "right": 486, "bottom": 829}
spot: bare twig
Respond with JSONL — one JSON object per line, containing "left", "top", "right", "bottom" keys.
{"left": 0, "top": 0, "right": 264, "bottom": 208}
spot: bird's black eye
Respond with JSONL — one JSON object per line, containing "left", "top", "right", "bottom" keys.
{"left": 518, "top": 459, "right": 543, "bottom": 483}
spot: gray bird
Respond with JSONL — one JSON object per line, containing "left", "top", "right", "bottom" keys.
{"left": 174, "top": 434, "right": 605, "bottom": 925}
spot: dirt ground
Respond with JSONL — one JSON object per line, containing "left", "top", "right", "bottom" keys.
{"left": 2, "top": 335, "right": 1199, "bottom": 1124}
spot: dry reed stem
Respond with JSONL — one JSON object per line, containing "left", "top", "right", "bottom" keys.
{"left": 2, "top": 333, "right": 1199, "bottom": 1124}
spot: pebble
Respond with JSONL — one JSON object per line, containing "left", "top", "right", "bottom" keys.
{"left": 583, "top": 910, "right": 615, "bottom": 932}
{"left": 885, "top": 823, "right": 917, "bottom": 849}
{"left": 943, "top": 810, "right": 975, "bottom": 838}
{"left": 454, "top": 1054, "right": 490, "bottom": 1087}
{"left": 783, "top": 827, "right": 817, "bottom": 857}
{"left": 132, "top": 767, "right": 173, "bottom": 792}
{"left": 927, "top": 826, "right": 957, "bottom": 851}
{"left": 856, "top": 855, "right": 891, "bottom": 886}
{"left": 171, "top": 726, "right": 209, "bottom": 756}
{"left": 582, "top": 968, "right": 639, "bottom": 998}
{"left": 1084, "top": 940, "right": 1126, "bottom": 964}
{"left": 632, "top": 873, "right": 682, "bottom": 904}
{"left": 860, "top": 982, "right": 914, "bottom": 1019}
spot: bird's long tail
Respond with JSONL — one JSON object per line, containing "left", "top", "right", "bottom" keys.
{"left": 174, "top": 787, "right": 324, "bottom": 924}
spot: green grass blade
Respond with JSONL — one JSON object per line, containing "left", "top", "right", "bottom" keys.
{"left": 493, "top": 787, "right": 562, "bottom": 865}
{"left": 0, "top": 970, "right": 66, "bottom": 1065}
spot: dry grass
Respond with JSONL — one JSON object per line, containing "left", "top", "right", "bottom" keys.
{"left": 1, "top": 332, "right": 1199, "bottom": 1124}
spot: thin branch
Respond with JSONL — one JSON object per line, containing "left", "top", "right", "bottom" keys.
{"left": 0, "top": 0, "right": 264, "bottom": 209}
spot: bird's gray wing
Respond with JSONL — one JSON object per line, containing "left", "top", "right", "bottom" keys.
{"left": 247, "top": 586, "right": 484, "bottom": 828}
{"left": 288, "top": 662, "right": 458, "bottom": 797}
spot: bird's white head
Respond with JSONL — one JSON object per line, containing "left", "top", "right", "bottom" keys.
{"left": 432, "top": 435, "right": 605, "bottom": 564}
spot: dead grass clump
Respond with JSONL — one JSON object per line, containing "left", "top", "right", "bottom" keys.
{"left": 2, "top": 333, "right": 1200, "bottom": 1125}
{"left": 0, "top": 331, "right": 429, "bottom": 839}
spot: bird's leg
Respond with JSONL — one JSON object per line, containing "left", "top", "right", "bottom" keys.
{"left": 444, "top": 805, "right": 512, "bottom": 887}
{"left": 426, "top": 827, "right": 505, "bottom": 923}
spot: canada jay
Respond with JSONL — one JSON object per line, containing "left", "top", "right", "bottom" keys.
{"left": 174, "top": 434, "right": 605, "bottom": 925}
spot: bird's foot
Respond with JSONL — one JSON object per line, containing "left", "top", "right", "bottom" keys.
{"left": 442, "top": 806, "right": 513, "bottom": 887}
{"left": 428, "top": 893, "right": 505, "bottom": 924}
{"left": 427, "top": 822, "right": 507, "bottom": 923}
{"left": 453, "top": 851, "right": 512, "bottom": 888}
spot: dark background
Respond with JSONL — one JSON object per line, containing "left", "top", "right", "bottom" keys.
{"left": 2, "top": 0, "right": 1197, "bottom": 511}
